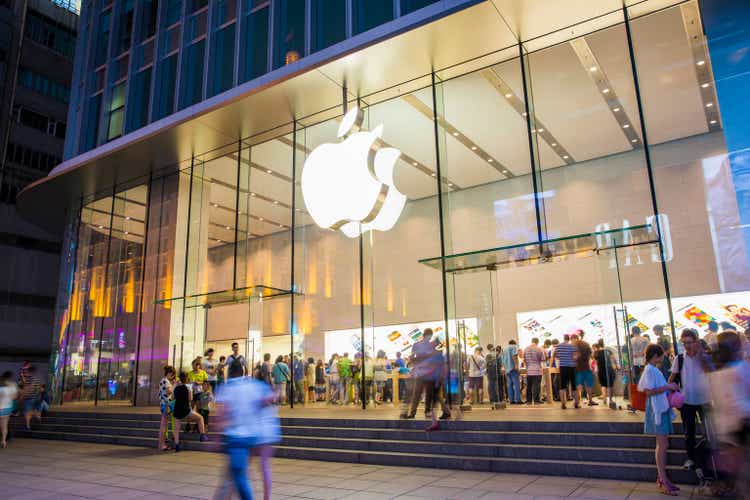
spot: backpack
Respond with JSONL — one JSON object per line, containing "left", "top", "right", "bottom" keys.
{"left": 228, "top": 355, "right": 245, "bottom": 378}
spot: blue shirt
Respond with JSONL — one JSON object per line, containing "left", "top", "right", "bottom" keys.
{"left": 293, "top": 360, "right": 305, "bottom": 381}
{"left": 502, "top": 345, "right": 518, "bottom": 371}
{"left": 555, "top": 343, "right": 577, "bottom": 368}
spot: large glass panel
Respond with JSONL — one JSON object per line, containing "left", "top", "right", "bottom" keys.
{"left": 353, "top": 0, "right": 393, "bottom": 35}
{"left": 153, "top": 53, "right": 177, "bottom": 119}
{"left": 126, "top": 67, "right": 152, "bottom": 132}
{"left": 94, "top": 10, "right": 112, "bottom": 67}
{"left": 273, "top": 0, "right": 305, "bottom": 69}
{"left": 208, "top": 20, "right": 236, "bottom": 97}
{"left": 630, "top": 1, "right": 750, "bottom": 349}
{"left": 239, "top": 0, "right": 269, "bottom": 82}
{"left": 106, "top": 81, "right": 126, "bottom": 140}
{"left": 115, "top": 0, "right": 135, "bottom": 55}
{"left": 138, "top": 0, "right": 159, "bottom": 41}
{"left": 311, "top": 0, "right": 345, "bottom": 53}
{"left": 178, "top": 39, "right": 205, "bottom": 109}
{"left": 96, "top": 185, "right": 148, "bottom": 403}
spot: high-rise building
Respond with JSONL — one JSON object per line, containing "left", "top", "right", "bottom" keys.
{"left": 16, "top": 0, "right": 750, "bottom": 410}
{"left": 0, "top": 0, "right": 77, "bottom": 374}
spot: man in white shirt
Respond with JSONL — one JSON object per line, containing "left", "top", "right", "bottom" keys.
{"left": 668, "top": 328, "right": 713, "bottom": 470}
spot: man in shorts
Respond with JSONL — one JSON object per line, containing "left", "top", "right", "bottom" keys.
{"left": 468, "top": 346, "right": 485, "bottom": 405}
{"left": 552, "top": 334, "right": 578, "bottom": 409}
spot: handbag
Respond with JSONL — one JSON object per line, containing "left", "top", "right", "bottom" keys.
{"left": 668, "top": 390, "right": 685, "bottom": 409}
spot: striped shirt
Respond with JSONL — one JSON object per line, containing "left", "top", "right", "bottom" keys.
{"left": 554, "top": 343, "right": 577, "bottom": 367}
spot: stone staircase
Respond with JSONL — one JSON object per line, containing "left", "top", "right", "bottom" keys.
{"left": 10, "top": 411, "right": 697, "bottom": 483}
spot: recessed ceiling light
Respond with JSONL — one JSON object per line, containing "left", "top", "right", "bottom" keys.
{"left": 613, "top": 107, "right": 621, "bottom": 112}
{"left": 266, "top": 169, "right": 272, "bottom": 174}
{"left": 125, "top": 216, "right": 131, "bottom": 220}
{"left": 452, "top": 132, "right": 460, "bottom": 137}
{"left": 504, "top": 93, "right": 512, "bottom": 98}
{"left": 502, "top": 169, "right": 508, "bottom": 174}
{"left": 706, "top": 102, "right": 713, "bottom": 108}
{"left": 124, "top": 231, "right": 129, "bottom": 235}
{"left": 212, "top": 203, "right": 219, "bottom": 207}
{"left": 697, "top": 60, "right": 705, "bottom": 66}
{"left": 589, "top": 66, "right": 597, "bottom": 72}
{"left": 471, "top": 146, "right": 477, "bottom": 151}
{"left": 538, "top": 128, "right": 545, "bottom": 133}
{"left": 701, "top": 83, "right": 710, "bottom": 88}
{"left": 623, "top": 124, "right": 630, "bottom": 129}
{"left": 217, "top": 239, "right": 223, "bottom": 243}
{"left": 631, "top": 139, "right": 638, "bottom": 143}
{"left": 551, "top": 143, "right": 557, "bottom": 147}
{"left": 225, "top": 226, "right": 231, "bottom": 230}
{"left": 279, "top": 224, "right": 284, "bottom": 228}
{"left": 250, "top": 192, "right": 256, "bottom": 197}
{"left": 522, "top": 112, "right": 528, "bottom": 117}
{"left": 710, "top": 119, "right": 717, "bottom": 124}
{"left": 448, "top": 183, "right": 453, "bottom": 187}
{"left": 563, "top": 155, "right": 569, "bottom": 159}
{"left": 602, "top": 88, "right": 610, "bottom": 94}
{"left": 412, "top": 162, "right": 418, "bottom": 166}
{"left": 273, "top": 200, "right": 279, "bottom": 204}
{"left": 431, "top": 172, "right": 436, "bottom": 177}
{"left": 259, "top": 217, "right": 264, "bottom": 221}
{"left": 488, "top": 158, "right": 493, "bottom": 163}
{"left": 98, "top": 225, "right": 103, "bottom": 229}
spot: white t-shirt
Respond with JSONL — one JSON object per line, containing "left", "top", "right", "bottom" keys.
{"left": 0, "top": 382, "right": 18, "bottom": 411}
{"left": 203, "top": 358, "right": 218, "bottom": 382}
{"left": 638, "top": 363, "right": 671, "bottom": 426}
{"left": 630, "top": 336, "right": 648, "bottom": 366}
{"left": 217, "top": 377, "right": 280, "bottom": 444}
{"left": 469, "top": 354, "right": 485, "bottom": 377}
{"left": 670, "top": 353, "right": 710, "bottom": 405}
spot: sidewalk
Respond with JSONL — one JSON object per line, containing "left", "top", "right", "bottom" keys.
{"left": 0, "top": 439, "right": 708, "bottom": 500}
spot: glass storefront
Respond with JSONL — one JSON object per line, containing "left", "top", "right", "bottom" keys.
{"left": 49, "top": 1, "right": 750, "bottom": 408}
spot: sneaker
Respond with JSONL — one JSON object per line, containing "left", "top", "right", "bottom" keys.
{"left": 199, "top": 434, "right": 209, "bottom": 442}
{"left": 683, "top": 459, "right": 695, "bottom": 470}
{"left": 588, "top": 401, "right": 599, "bottom": 406}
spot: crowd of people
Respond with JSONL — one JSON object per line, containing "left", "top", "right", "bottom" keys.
{"left": 0, "top": 361, "right": 49, "bottom": 448}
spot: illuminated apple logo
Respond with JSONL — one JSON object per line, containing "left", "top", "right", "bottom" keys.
{"left": 301, "top": 106, "right": 406, "bottom": 238}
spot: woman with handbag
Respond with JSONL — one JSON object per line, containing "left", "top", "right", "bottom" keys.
{"left": 638, "top": 344, "right": 680, "bottom": 495}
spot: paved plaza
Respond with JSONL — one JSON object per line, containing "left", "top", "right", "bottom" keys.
{"left": 0, "top": 439, "right": 712, "bottom": 500}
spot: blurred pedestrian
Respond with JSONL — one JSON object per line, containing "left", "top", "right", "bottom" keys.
{"left": 0, "top": 371, "right": 18, "bottom": 448}
{"left": 639, "top": 344, "right": 679, "bottom": 495}
{"left": 157, "top": 365, "right": 175, "bottom": 451}
{"left": 216, "top": 374, "right": 279, "bottom": 500}
{"left": 19, "top": 365, "right": 42, "bottom": 430}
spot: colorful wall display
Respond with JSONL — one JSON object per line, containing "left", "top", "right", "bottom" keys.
{"left": 516, "top": 291, "right": 750, "bottom": 348}
{"left": 325, "top": 318, "right": 479, "bottom": 360}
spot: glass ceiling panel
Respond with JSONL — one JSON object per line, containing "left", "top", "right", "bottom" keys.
{"left": 156, "top": 284, "right": 297, "bottom": 308}
{"left": 419, "top": 224, "right": 658, "bottom": 274}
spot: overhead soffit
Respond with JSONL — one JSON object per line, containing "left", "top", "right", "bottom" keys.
{"left": 20, "top": 0, "right": 712, "bottom": 234}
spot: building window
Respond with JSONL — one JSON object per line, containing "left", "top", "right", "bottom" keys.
{"left": 24, "top": 10, "right": 77, "bottom": 58}
{"left": 178, "top": 39, "right": 205, "bottom": 109}
{"left": 126, "top": 67, "right": 151, "bottom": 131}
{"left": 82, "top": 94, "right": 102, "bottom": 151}
{"left": 208, "top": 23, "right": 236, "bottom": 97}
{"left": 273, "top": 0, "right": 305, "bottom": 69}
{"left": 94, "top": 10, "right": 112, "bottom": 67}
{"left": 5, "top": 142, "right": 61, "bottom": 172}
{"left": 138, "top": 0, "right": 159, "bottom": 41}
{"left": 165, "top": 0, "right": 182, "bottom": 26}
{"left": 311, "top": 0, "right": 345, "bottom": 53}
{"left": 153, "top": 53, "right": 177, "bottom": 119}
{"left": 400, "top": 0, "right": 438, "bottom": 16}
{"left": 239, "top": 0, "right": 269, "bottom": 83}
{"left": 17, "top": 67, "right": 71, "bottom": 104}
{"left": 107, "top": 82, "right": 126, "bottom": 140}
{"left": 353, "top": 0, "right": 393, "bottom": 35}
{"left": 115, "top": 0, "right": 136, "bottom": 55}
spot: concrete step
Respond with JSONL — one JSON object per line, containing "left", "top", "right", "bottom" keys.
{"left": 7, "top": 428, "right": 695, "bottom": 484}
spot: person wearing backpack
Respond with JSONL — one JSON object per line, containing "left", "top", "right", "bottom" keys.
{"left": 226, "top": 343, "right": 248, "bottom": 379}
{"left": 668, "top": 328, "right": 713, "bottom": 470}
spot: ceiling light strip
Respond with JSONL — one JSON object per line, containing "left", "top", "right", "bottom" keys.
{"left": 569, "top": 38, "right": 642, "bottom": 148}
{"left": 401, "top": 94, "right": 514, "bottom": 179}
{"left": 481, "top": 69, "right": 575, "bottom": 165}
{"left": 680, "top": 3, "right": 722, "bottom": 133}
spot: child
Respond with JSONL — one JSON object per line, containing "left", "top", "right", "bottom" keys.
{"left": 217, "top": 356, "right": 226, "bottom": 386}
{"left": 197, "top": 381, "right": 214, "bottom": 431}
{"left": 172, "top": 372, "right": 208, "bottom": 451}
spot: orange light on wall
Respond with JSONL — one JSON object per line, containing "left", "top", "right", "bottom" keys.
{"left": 307, "top": 259, "right": 317, "bottom": 295}
{"left": 386, "top": 277, "right": 393, "bottom": 312}
{"left": 123, "top": 267, "right": 136, "bottom": 313}
{"left": 401, "top": 289, "right": 407, "bottom": 317}
{"left": 324, "top": 260, "right": 332, "bottom": 298}
{"left": 285, "top": 50, "right": 300, "bottom": 65}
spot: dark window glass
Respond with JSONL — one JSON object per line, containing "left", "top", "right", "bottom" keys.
{"left": 18, "top": 107, "right": 49, "bottom": 132}
{"left": 126, "top": 67, "right": 152, "bottom": 130}
{"left": 353, "top": 0, "right": 393, "bottom": 34}
{"left": 94, "top": 10, "right": 112, "bottom": 67}
{"left": 31, "top": 151, "right": 39, "bottom": 170}
{"left": 400, "top": 0, "right": 437, "bottom": 15}
{"left": 273, "top": 0, "right": 305, "bottom": 69}
{"left": 24, "top": 10, "right": 77, "bottom": 58}
{"left": 153, "top": 53, "right": 177, "bottom": 119}
{"left": 139, "top": 0, "right": 159, "bottom": 40}
{"left": 116, "top": 0, "right": 135, "bottom": 54}
{"left": 311, "top": 0, "right": 345, "bottom": 53}
{"left": 165, "top": 0, "right": 182, "bottom": 25}
{"left": 214, "top": 0, "right": 236, "bottom": 25}
{"left": 82, "top": 94, "right": 102, "bottom": 151}
{"left": 55, "top": 122, "right": 67, "bottom": 139}
{"left": 188, "top": 0, "right": 207, "bottom": 14}
{"left": 178, "top": 39, "right": 205, "bottom": 109}
{"left": 208, "top": 23, "right": 235, "bottom": 97}
{"left": 239, "top": 0, "right": 268, "bottom": 82}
